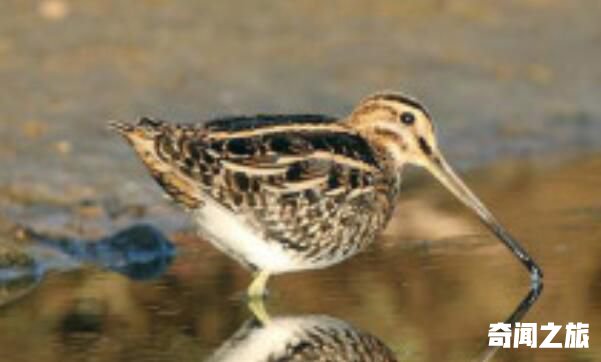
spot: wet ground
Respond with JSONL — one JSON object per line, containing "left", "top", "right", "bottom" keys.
{"left": 1, "top": 1, "right": 601, "bottom": 361}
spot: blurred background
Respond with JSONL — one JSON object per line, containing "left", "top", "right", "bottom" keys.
{"left": 0, "top": 1, "right": 600, "bottom": 361}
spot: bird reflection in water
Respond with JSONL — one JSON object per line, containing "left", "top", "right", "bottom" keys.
{"left": 208, "top": 310, "right": 398, "bottom": 361}
{"left": 0, "top": 224, "right": 175, "bottom": 308}
{"left": 209, "top": 284, "right": 542, "bottom": 362}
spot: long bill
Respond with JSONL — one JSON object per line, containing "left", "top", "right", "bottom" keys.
{"left": 425, "top": 155, "right": 543, "bottom": 284}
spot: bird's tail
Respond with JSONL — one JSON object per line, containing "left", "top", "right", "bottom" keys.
{"left": 107, "top": 117, "right": 167, "bottom": 140}
{"left": 107, "top": 120, "right": 135, "bottom": 135}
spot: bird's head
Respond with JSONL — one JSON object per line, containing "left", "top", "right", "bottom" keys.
{"left": 347, "top": 92, "right": 541, "bottom": 280}
{"left": 347, "top": 92, "right": 438, "bottom": 169}
{"left": 347, "top": 92, "right": 489, "bottom": 221}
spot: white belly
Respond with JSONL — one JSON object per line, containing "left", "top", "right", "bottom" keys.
{"left": 193, "top": 198, "right": 320, "bottom": 273}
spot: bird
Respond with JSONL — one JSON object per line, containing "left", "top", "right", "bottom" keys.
{"left": 109, "top": 92, "right": 542, "bottom": 298}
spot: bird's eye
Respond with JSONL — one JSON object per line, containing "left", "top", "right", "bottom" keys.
{"left": 400, "top": 112, "right": 415, "bottom": 125}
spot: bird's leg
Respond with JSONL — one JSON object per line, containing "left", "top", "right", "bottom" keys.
{"left": 247, "top": 270, "right": 270, "bottom": 299}
{"left": 247, "top": 297, "right": 271, "bottom": 325}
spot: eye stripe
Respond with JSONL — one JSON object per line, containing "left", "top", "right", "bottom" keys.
{"left": 418, "top": 137, "right": 432, "bottom": 155}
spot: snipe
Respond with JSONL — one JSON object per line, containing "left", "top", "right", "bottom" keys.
{"left": 109, "top": 92, "right": 542, "bottom": 297}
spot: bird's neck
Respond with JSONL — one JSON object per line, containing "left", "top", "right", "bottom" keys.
{"left": 345, "top": 127, "right": 405, "bottom": 173}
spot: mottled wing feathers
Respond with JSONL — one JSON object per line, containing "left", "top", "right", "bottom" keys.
{"left": 115, "top": 115, "right": 380, "bottom": 206}
{"left": 205, "top": 122, "right": 380, "bottom": 201}
{"left": 111, "top": 113, "right": 385, "bottom": 209}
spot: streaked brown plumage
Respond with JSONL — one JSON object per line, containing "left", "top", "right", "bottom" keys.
{"left": 110, "top": 92, "right": 542, "bottom": 297}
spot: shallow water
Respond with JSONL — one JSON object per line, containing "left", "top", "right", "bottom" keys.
{"left": 0, "top": 154, "right": 599, "bottom": 362}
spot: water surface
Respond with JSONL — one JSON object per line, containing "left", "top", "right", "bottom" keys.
{"left": 0, "top": 154, "right": 599, "bottom": 361}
